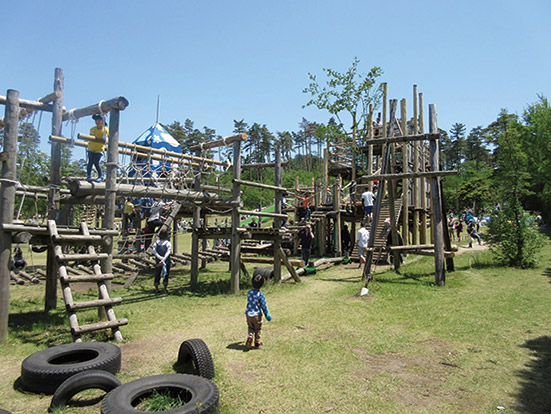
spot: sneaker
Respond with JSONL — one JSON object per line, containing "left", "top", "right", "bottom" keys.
{"left": 245, "top": 335, "right": 253, "bottom": 349}
{"left": 254, "top": 341, "right": 263, "bottom": 349}
{"left": 360, "top": 287, "right": 369, "bottom": 296}
{"left": 86, "top": 177, "right": 93, "bottom": 183}
{"left": 95, "top": 175, "right": 104, "bottom": 182}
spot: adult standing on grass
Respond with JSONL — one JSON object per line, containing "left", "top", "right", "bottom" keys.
{"left": 356, "top": 221, "right": 370, "bottom": 268}
{"left": 152, "top": 230, "right": 172, "bottom": 293}
{"left": 299, "top": 224, "right": 315, "bottom": 266}
{"left": 87, "top": 114, "right": 108, "bottom": 182}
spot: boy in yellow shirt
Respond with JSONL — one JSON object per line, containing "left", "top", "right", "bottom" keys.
{"left": 87, "top": 114, "right": 109, "bottom": 182}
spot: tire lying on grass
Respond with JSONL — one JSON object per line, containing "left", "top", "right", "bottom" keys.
{"left": 176, "top": 339, "right": 215, "bottom": 380}
{"left": 49, "top": 370, "right": 121, "bottom": 412}
{"left": 253, "top": 267, "right": 274, "bottom": 280}
{"left": 20, "top": 342, "right": 121, "bottom": 395}
{"left": 0, "top": 409, "right": 12, "bottom": 413}
{"left": 101, "top": 374, "right": 219, "bottom": 414}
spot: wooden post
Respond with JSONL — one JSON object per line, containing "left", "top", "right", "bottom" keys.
{"left": 0, "top": 89, "right": 19, "bottom": 342}
{"left": 387, "top": 100, "right": 400, "bottom": 271}
{"left": 46, "top": 68, "right": 64, "bottom": 312}
{"left": 429, "top": 104, "right": 445, "bottom": 286}
{"left": 334, "top": 177, "right": 342, "bottom": 257}
{"left": 273, "top": 148, "right": 282, "bottom": 282}
{"left": 100, "top": 109, "right": 121, "bottom": 339}
{"left": 412, "top": 85, "right": 420, "bottom": 245}
{"left": 172, "top": 219, "right": 178, "bottom": 255}
{"left": 190, "top": 150, "right": 202, "bottom": 289}
{"left": 230, "top": 140, "right": 242, "bottom": 293}
{"left": 419, "top": 92, "right": 427, "bottom": 244}
{"left": 367, "top": 104, "right": 374, "bottom": 192}
{"left": 323, "top": 147, "right": 329, "bottom": 202}
{"left": 201, "top": 216, "right": 207, "bottom": 269}
{"left": 190, "top": 204, "right": 201, "bottom": 288}
{"left": 400, "top": 98, "right": 409, "bottom": 246}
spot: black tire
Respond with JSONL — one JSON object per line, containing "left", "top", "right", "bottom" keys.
{"left": 101, "top": 374, "right": 219, "bottom": 414}
{"left": 177, "top": 339, "right": 215, "bottom": 380}
{"left": 20, "top": 342, "right": 121, "bottom": 394}
{"left": 0, "top": 409, "right": 12, "bottom": 414}
{"left": 253, "top": 267, "right": 274, "bottom": 280}
{"left": 49, "top": 370, "right": 121, "bottom": 412}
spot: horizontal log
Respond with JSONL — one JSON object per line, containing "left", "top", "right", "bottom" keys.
{"left": 16, "top": 184, "right": 71, "bottom": 194}
{"left": 18, "top": 271, "right": 40, "bottom": 284}
{"left": 237, "top": 210, "right": 288, "bottom": 219}
{"left": 68, "top": 180, "right": 220, "bottom": 203}
{"left": 112, "top": 262, "right": 136, "bottom": 272}
{"left": 360, "top": 132, "right": 440, "bottom": 146}
{"left": 16, "top": 191, "right": 48, "bottom": 199}
{"left": 357, "top": 170, "right": 458, "bottom": 182}
{"left": 233, "top": 179, "right": 287, "bottom": 192}
{"left": 62, "top": 96, "right": 129, "bottom": 121}
{"left": 0, "top": 95, "right": 55, "bottom": 112}
{"left": 67, "top": 297, "right": 122, "bottom": 311}
{"left": 77, "top": 265, "right": 94, "bottom": 274}
{"left": 240, "top": 256, "right": 303, "bottom": 266}
{"left": 189, "top": 133, "right": 247, "bottom": 151}
{"left": 57, "top": 252, "right": 109, "bottom": 262}
{"left": 78, "top": 133, "right": 225, "bottom": 167}
{"left": 241, "top": 160, "right": 289, "bottom": 169}
{"left": 38, "top": 90, "right": 62, "bottom": 103}
{"left": 409, "top": 250, "right": 455, "bottom": 258}
{"left": 0, "top": 223, "right": 118, "bottom": 236}
{"left": 52, "top": 234, "right": 102, "bottom": 243}
{"left": 61, "top": 274, "right": 114, "bottom": 283}
{"left": 10, "top": 271, "right": 25, "bottom": 285}
{"left": 36, "top": 269, "right": 47, "bottom": 278}
{"left": 73, "top": 318, "right": 128, "bottom": 335}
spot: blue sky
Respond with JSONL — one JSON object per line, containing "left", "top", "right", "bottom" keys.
{"left": 2, "top": 0, "right": 549, "bottom": 159}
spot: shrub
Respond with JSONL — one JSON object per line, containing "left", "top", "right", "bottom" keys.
{"left": 485, "top": 200, "right": 545, "bottom": 268}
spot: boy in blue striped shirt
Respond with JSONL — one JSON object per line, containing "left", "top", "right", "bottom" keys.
{"left": 245, "top": 274, "right": 272, "bottom": 349}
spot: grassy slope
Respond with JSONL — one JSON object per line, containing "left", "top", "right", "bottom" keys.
{"left": 1, "top": 241, "right": 550, "bottom": 413}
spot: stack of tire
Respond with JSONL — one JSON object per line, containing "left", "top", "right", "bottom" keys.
{"left": 17, "top": 339, "right": 218, "bottom": 413}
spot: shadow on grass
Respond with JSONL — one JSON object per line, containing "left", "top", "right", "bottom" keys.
{"left": 8, "top": 311, "right": 70, "bottom": 346}
{"left": 542, "top": 268, "right": 551, "bottom": 283}
{"left": 318, "top": 275, "right": 362, "bottom": 283}
{"left": 513, "top": 336, "right": 551, "bottom": 413}
{"left": 226, "top": 341, "right": 251, "bottom": 352}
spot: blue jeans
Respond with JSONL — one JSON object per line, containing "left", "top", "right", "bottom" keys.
{"left": 154, "top": 259, "right": 171, "bottom": 286}
{"left": 87, "top": 151, "right": 103, "bottom": 177}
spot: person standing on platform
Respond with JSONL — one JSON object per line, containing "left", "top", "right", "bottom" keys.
{"left": 87, "top": 114, "right": 109, "bottom": 182}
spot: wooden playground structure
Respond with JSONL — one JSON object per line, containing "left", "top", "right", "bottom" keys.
{"left": 0, "top": 68, "right": 456, "bottom": 343}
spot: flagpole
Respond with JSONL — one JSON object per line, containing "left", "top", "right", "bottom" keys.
{"left": 155, "top": 95, "right": 160, "bottom": 124}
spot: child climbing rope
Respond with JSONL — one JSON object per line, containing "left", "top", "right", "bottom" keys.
{"left": 245, "top": 274, "right": 272, "bottom": 349}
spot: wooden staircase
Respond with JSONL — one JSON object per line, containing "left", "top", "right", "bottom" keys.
{"left": 48, "top": 220, "right": 128, "bottom": 342}
{"left": 351, "top": 197, "right": 403, "bottom": 263}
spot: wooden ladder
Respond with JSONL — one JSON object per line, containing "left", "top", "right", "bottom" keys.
{"left": 48, "top": 220, "right": 128, "bottom": 342}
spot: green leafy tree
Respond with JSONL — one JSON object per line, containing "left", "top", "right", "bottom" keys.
{"left": 464, "top": 126, "right": 489, "bottom": 168}
{"left": 485, "top": 119, "right": 544, "bottom": 267}
{"left": 303, "top": 57, "right": 383, "bottom": 140}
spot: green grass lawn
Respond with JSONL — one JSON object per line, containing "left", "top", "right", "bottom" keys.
{"left": 1, "top": 238, "right": 551, "bottom": 413}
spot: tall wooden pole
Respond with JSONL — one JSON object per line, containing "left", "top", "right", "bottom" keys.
{"left": 190, "top": 151, "right": 202, "bottom": 289}
{"left": 419, "top": 93, "right": 427, "bottom": 244}
{"left": 367, "top": 104, "right": 374, "bottom": 191}
{"left": 412, "top": 85, "right": 420, "bottom": 245}
{"left": 400, "top": 98, "right": 409, "bottom": 246}
{"left": 273, "top": 147, "right": 282, "bottom": 282}
{"left": 0, "top": 89, "right": 20, "bottom": 342}
{"left": 46, "top": 68, "right": 64, "bottom": 312}
{"left": 230, "top": 140, "right": 242, "bottom": 293}
{"left": 429, "top": 104, "right": 445, "bottom": 286}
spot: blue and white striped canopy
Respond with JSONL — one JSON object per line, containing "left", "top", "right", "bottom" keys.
{"left": 132, "top": 123, "right": 182, "bottom": 153}
{"left": 129, "top": 123, "right": 182, "bottom": 177}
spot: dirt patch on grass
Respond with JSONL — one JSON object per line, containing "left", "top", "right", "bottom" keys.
{"left": 120, "top": 333, "right": 181, "bottom": 375}
{"left": 352, "top": 338, "right": 476, "bottom": 410}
